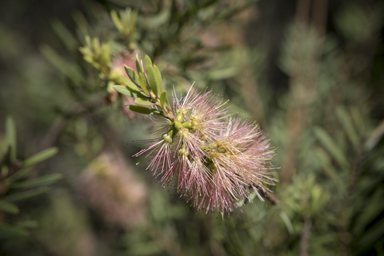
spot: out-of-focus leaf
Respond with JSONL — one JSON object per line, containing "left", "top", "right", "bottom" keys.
{"left": 353, "top": 187, "right": 384, "bottom": 235}
{"left": 0, "top": 201, "right": 19, "bottom": 214}
{"left": 6, "top": 167, "right": 31, "bottom": 183}
{"left": 314, "top": 127, "right": 349, "bottom": 169}
{"left": 5, "top": 188, "right": 49, "bottom": 202}
{"left": 336, "top": 106, "right": 359, "bottom": 147}
{"left": 153, "top": 65, "right": 163, "bottom": 94}
{"left": 16, "top": 220, "right": 38, "bottom": 229}
{"left": 72, "top": 11, "right": 89, "bottom": 37}
{"left": 40, "top": 45, "right": 83, "bottom": 85}
{"left": 134, "top": 98, "right": 154, "bottom": 106}
{"left": 278, "top": 209, "right": 294, "bottom": 234}
{"left": 23, "top": 147, "right": 58, "bottom": 167}
{"left": 141, "top": 3, "right": 170, "bottom": 29}
{"left": 127, "top": 105, "right": 158, "bottom": 115}
{"left": 208, "top": 66, "right": 238, "bottom": 80}
{"left": 365, "top": 120, "right": 384, "bottom": 151}
{"left": 357, "top": 217, "right": 384, "bottom": 250}
{"left": 310, "top": 184, "right": 329, "bottom": 215}
{"left": 6, "top": 116, "right": 16, "bottom": 162}
{"left": 10, "top": 174, "right": 62, "bottom": 189}
{"left": 0, "top": 224, "right": 29, "bottom": 238}
{"left": 315, "top": 148, "right": 341, "bottom": 185}
{"left": 51, "top": 20, "right": 77, "bottom": 51}
{"left": 129, "top": 241, "right": 164, "bottom": 255}
{"left": 111, "top": 10, "right": 123, "bottom": 33}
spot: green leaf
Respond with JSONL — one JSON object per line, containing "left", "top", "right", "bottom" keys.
{"left": 40, "top": 45, "right": 83, "bottom": 85}
{"left": 134, "top": 98, "right": 154, "bottom": 106}
{"left": 6, "top": 167, "right": 31, "bottom": 183}
{"left": 111, "top": 10, "right": 123, "bottom": 33}
{"left": 0, "top": 201, "right": 19, "bottom": 214}
{"left": 336, "top": 107, "right": 359, "bottom": 147}
{"left": 314, "top": 127, "right": 349, "bottom": 169}
{"left": 72, "top": 11, "right": 90, "bottom": 36}
{"left": 144, "top": 55, "right": 152, "bottom": 69}
{"left": 0, "top": 225, "right": 29, "bottom": 238}
{"left": 23, "top": 147, "right": 58, "bottom": 167}
{"left": 138, "top": 72, "right": 149, "bottom": 95}
{"left": 146, "top": 65, "right": 158, "bottom": 96}
{"left": 16, "top": 220, "right": 38, "bottom": 229}
{"left": 11, "top": 174, "right": 62, "bottom": 189}
{"left": 315, "top": 148, "right": 341, "bottom": 186}
{"left": 121, "top": 76, "right": 140, "bottom": 91}
{"left": 357, "top": 216, "right": 384, "bottom": 249}
{"left": 113, "top": 85, "right": 147, "bottom": 99}
{"left": 278, "top": 210, "right": 294, "bottom": 234}
{"left": 153, "top": 65, "right": 163, "bottom": 94}
{"left": 126, "top": 105, "right": 158, "bottom": 115}
{"left": 5, "top": 188, "right": 49, "bottom": 202}
{"left": 160, "top": 91, "right": 167, "bottom": 107}
{"left": 51, "top": 20, "right": 77, "bottom": 51}
{"left": 6, "top": 116, "right": 16, "bottom": 162}
{"left": 136, "top": 57, "right": 144, "bottom": 74}
{"left": 113, "top": 85, "right": 134, "bottom": 96}
{"left": 124, "top": 65, "right": 141, "bottom": 87}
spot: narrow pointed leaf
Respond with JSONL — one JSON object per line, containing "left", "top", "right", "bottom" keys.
{"left": 127, "top": 105, "right": 158, "bottom": 115}
{"left": 113, "top": 85, "right": 132, "bottom": 96}
{"left": 135, "top": 58, "right": 144, "bottom": 74}
{"left": 113, "top": 85, "right": 147, "bottom": 99}
{"left": 5, "top": 188, "right": 49, "bottom": 202}
{"left": 0, "top": 201, "right": 19, "bottom": 214}
{"left": 11, "top": 174, "right": 63, "bottom": 189}
{"left": 315, "top": 148, "right": 341, "bottom": 186}
{"left": 160, "top": 91, "right": 167, "bottom": 107}
{"left": 6, "top": 116, "right": 16, "bottom": 162}
{"left": 314, "top": 127, "right": 349, "bottom": 168}
{"left": 16, "top": 220, "right": 38, "bottom": 229}
{"left": 124, "top": 65, "right": 140, "bottom": 87}
{"left": 111, "top": 10, "right": 124, "bottom": 32}
{"left": 144, "top": 55, "right": 152, "bottom": 70}
{"left": 146, "top": 65, "right": 158, "bottom": 95}
{"left": 153, "top": 65, "right": 163, "bottom": 94}
{"left": 138, "top": 72, "right": 149, "bottom": 94}
{"left": 0, "top": 225, "right": 29, "bottom": 238}
{"left": 121, "top": 76, "right": 140, "bottom": 91}
{"left": 51, "top": 20, "right": 77, "bottom": 51}
{"left": 135, "top": 98, "right": 154, "bottom": 106}
{"left": 23, "top": 147, "right": 58, "bottom": 167}
{"left": 336, "top": 107, "right": 359, "bottom": 147}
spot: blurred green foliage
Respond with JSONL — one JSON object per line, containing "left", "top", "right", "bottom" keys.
{"left": 1, "top": 0, "right": 384, "bottom": 255}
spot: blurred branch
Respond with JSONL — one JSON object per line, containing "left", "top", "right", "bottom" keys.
{"left": 312, "top": 0, "right": 328, "bottom": 38}
{"left": 299, "top": 216, "right": 311, "bottom": 256}
{"left": 295, "top": 0, "right": 310, "bottom": 25}
{"left": 40, "top": 94, "right": 106, "bottom": 150}
{"left": 280, "top": 0, "right": 328, "bottom": 184}
{"left": 148, "top": 226, "right": 183, "bottom": 256}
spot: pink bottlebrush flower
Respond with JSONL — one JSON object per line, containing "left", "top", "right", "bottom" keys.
{"left": 133, "top": 136, "right": 174, "bottom": 177}
{"left": 197, "top": 117, "right": 277, "bottom": 214}
{"left": 130, "top": 82, "right": 277, "bottom": 215}
{"left": 188, "top": 90, "right": 230, "bottom": 140}
{"left": 77, "top": 150, "right": 147, "bottom": 228}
